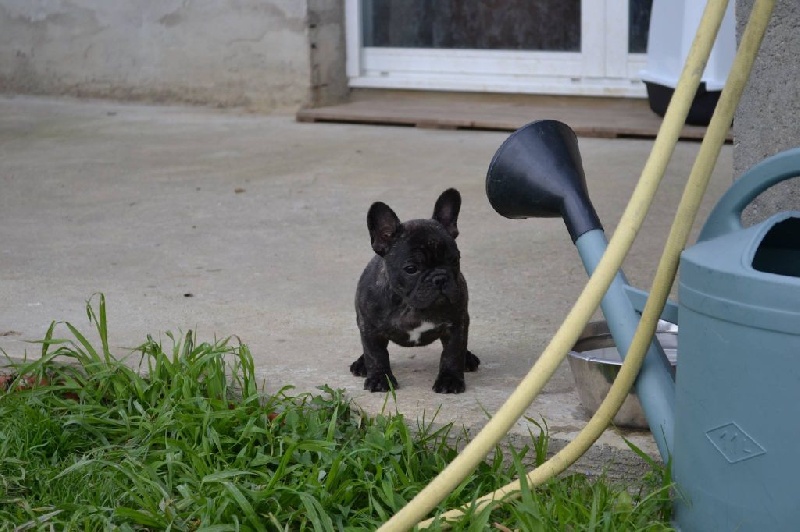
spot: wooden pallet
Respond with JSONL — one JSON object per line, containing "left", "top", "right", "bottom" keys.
{"left": 297, "top": 93, "right": 729, "bottom": 141}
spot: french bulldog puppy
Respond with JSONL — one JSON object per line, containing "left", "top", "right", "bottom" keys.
{"left": 351, "top": 188, "right": 480, "bottom": 393}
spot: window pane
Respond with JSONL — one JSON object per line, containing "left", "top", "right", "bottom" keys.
{"left": 362, "top": 0, "right": 581, "bottom": 52}
{"left": 628, "top": 0, "right": 652, "bottom": 54}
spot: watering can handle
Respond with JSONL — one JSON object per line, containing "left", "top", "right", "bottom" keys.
{"left": 698, "top": 147, "right": 800, "bottom": 242}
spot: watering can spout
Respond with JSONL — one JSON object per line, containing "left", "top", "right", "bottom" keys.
{"left": 485, "top": 120, "right": 677, "bottom": 460}
{"left": 486, "top": 120, "right": 603, "bottom": 242}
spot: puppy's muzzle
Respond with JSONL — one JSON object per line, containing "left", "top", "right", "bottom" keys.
{"left": 431, "top": 272, "right": 449, "bottom": 289}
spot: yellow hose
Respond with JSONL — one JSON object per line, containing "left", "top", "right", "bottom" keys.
{"left": 378, "top": 0, "right": 774, "bottom": 529}
{"left": 419, "top": 0, "right": 775, "bottom": 524}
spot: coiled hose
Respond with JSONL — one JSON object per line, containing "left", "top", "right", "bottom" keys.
{"left": 379, "top": 0, "right": 775, "bottom": 529}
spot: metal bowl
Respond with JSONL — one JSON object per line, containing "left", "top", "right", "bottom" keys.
{"left": 567, "top": 320, "right": 677, "bottom": 430}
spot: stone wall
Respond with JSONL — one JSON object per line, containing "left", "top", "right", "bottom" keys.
{"left": 735, "top": 0, "right": 800, "bottom": 224}
{"left": 0, "top": 0, "right": 347, "bottom": 111}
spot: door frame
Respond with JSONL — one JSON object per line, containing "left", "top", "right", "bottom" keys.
{"left": 345, "top": 0, "right": 648, "bottom": 97}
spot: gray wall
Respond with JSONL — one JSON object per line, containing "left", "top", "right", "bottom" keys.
{"left": 308, "top": 0, "right": 348, "bottom": 107}
{"left": 0, "top": 0, "right": 347, "bottom": 111}
{"left": 735, "top": 0, "right": 800, "bottom": 224}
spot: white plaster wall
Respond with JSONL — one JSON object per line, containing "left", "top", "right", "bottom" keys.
{"left": 0, "top": 0, "right": 314, "bottom": 111}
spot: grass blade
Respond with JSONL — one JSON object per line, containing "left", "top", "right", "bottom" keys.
{"left": 222, "top": 482, "right": 263, "bottom": 531}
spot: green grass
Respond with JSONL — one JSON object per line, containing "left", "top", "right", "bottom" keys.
{"left": 0, "top": 295, "right": 675, "bottom": 530}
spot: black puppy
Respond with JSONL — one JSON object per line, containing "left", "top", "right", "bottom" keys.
{"left": 351, "top": 188, "right": 480, "bottom": 393}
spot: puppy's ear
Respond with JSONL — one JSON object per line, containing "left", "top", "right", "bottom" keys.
{"left": 432, "top": 188, "right": 461, "bottom": 239}
{"left": 367, "top": 202, "right": 401, "bottom": 256}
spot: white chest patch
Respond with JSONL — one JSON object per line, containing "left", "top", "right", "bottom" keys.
{"left": 407, "top": 321, "right": 437, "bottom": 345}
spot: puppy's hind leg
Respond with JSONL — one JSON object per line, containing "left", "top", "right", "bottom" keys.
{"left": 350, "top": 355, "right": 367, "bottom": 377}
{"left": 465, "top": 350, "right": 481, "bottom": 372}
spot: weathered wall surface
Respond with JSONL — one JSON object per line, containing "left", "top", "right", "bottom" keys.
{"left": 735, "top": 0, "right": 800, "bottom": 224}
{"left": 308, "top": 0, "right": 348, "bottom": 107}
{"left": 0, "top": 0, "right": 347, "bottom": 111}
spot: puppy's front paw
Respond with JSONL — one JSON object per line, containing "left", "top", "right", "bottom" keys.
{"left": 433, "top": 371, "right": 465, "bottom": 394}
{"left": 465, "top": 350, "right": 481, "bottom": 372}
{"left": 364, "top": 373, "right": 398, "bottom": 393}
{"left": 350, "top": 355, "right": 367, "bottom": 377}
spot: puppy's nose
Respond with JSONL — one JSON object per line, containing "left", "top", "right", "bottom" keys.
{"left": 432, "top": 273, "right": 448, "bottom": 289}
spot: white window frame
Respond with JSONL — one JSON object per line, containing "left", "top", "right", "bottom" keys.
{"left": 345, "top": 0, "right": 648, "bottom": 97}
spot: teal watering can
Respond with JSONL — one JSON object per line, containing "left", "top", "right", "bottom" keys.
{"left": 674, "top": 147, "right": 800, "bottom": 531}
{"left": 486, "top": 120, "right": 800, "bottom": 531}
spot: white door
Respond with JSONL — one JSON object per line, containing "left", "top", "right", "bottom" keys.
{"left": 346, "top": 0, "right": 652, "bottom": 97}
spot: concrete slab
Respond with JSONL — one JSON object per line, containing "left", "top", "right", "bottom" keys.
{"left": 0, "top": 95, "right": 734, "bottom": 479}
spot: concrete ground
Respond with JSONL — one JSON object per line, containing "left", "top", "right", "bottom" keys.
{"left": 0, "top": 95, "right": 734, "bottom": 478}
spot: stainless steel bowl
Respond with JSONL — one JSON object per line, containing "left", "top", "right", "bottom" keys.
{"left": 567, "top": 320, "right": 677, "bottom": 430}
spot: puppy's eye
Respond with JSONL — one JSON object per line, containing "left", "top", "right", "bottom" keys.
{"left": 403, "top": 265, "right": 419, "bottom": 274}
